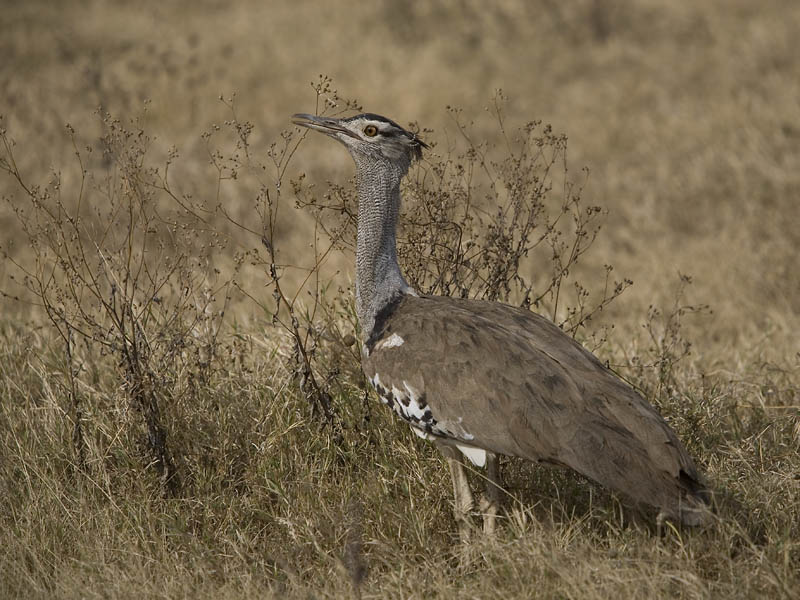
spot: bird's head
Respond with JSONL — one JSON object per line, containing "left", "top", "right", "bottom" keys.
{"left": 292, "top": 112, "right": 427, "bottom": 174}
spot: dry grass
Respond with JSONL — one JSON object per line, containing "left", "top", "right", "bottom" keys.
{"left": 1, "top": 1, "right": 798, "bottom": 598}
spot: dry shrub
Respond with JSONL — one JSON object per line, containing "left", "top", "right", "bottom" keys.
{"left": 1, "top": 79, "right": 627, "bottom": 495}
{"left": 1, "top": 109, "right": 233, "bottom": 494}
{"left": 294, "top": 90, "right": 630, "bottom": 358}
{"left": 0, "top": 78, "right": 798, "bottom": 598}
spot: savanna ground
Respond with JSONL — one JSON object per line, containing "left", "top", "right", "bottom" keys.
{"left": 1, "top": 1, "right": 798, "bottom": 598}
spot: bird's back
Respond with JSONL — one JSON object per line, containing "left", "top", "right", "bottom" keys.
{"left": 363, "top": 294, "right": 709, "bottom": 525}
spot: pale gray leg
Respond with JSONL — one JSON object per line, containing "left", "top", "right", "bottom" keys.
{"left": 438, "top": 443, "right": 475, "bottom": 542}
{"left": 480, "top": 453, "right": 501, "bottom": 535}
{"left": 656, "top": 510, "right": 667, "bottom": 537}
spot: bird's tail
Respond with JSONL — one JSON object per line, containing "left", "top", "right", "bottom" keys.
{"left": 660, "top": 470, "right": 713, "bottom": 527}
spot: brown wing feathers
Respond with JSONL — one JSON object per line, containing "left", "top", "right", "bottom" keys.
{"left": 364, "top": 294, "right": 708, "bottom": 523}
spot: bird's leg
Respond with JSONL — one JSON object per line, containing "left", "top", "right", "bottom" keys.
{"left": 449, "top": 457, "right": 475, "bottom": 542}
{"left": 480, "top": 453, "right": 501, "bottom": 536}
{"left": 656, "top": 510, "right": 667, "bottom": 538}
{"left": 438, "top": 444, "right": 475, "bottom": 543}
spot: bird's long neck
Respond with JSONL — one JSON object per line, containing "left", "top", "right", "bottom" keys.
{"left": 354, "top": 159, "right": 414, "bottom": 340}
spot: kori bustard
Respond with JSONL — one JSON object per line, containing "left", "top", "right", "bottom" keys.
{"left": 292, "top": 112, "right": 710, "bottom": 537}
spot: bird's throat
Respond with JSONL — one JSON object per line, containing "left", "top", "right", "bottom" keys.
{"left": 354, "top": 168, "right": 413, "bottom": 340}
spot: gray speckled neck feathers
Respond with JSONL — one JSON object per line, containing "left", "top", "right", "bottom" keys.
{"left": 289, "top": 112, "right": 425, "bottom": 339}
{"left": 353, "top": 153, "right": 416, "bottom": 339}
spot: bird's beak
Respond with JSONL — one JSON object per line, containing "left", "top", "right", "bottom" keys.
{"left": 291, "top": 113, "right": 360, "bottom": 140}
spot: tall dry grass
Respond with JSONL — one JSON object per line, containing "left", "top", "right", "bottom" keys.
{"left": 1, "top": 1, "right": 798, "bottom": 598}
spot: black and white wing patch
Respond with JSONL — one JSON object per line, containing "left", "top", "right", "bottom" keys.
{"left": 366, "top": 338, "right": 487, "bottom": 467}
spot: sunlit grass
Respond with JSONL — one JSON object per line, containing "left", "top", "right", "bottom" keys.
{"left": 1, "top": 1, "right": 798, "bottom": 598}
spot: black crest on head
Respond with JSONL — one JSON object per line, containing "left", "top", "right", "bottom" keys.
{"left": 344, "top": 112, "right": 401, "bottom": 127}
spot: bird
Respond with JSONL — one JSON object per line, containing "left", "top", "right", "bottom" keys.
{"left": 291, "top": 111, "right": 711, "bottom": 538}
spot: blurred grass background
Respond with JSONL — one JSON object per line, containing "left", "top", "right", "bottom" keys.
{"left": 1, "top": 0, "right": 798, "bottom": 598}
{"left": 4, "top": 0, "right": 799, "bottom": 340}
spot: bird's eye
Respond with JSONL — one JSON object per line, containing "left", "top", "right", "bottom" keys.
{"left": 363, "top": 125, "right": 378, "bottom": 137}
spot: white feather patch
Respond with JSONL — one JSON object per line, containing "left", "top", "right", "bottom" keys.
{"left": 375, "top": 333, "right": 404, "bottom": 350}
{"left": 390, "top": 382, "right": 429, "bottom": 421}
{"left": 410, "top": 426, "right": 430, "bottom": 440}
{"left": 456, "top": 444, "right": 487, "bottom": 467}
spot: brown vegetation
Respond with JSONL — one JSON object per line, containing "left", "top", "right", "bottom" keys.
{"left": 1, "top": 1, "right": 797, "bottom": 598}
